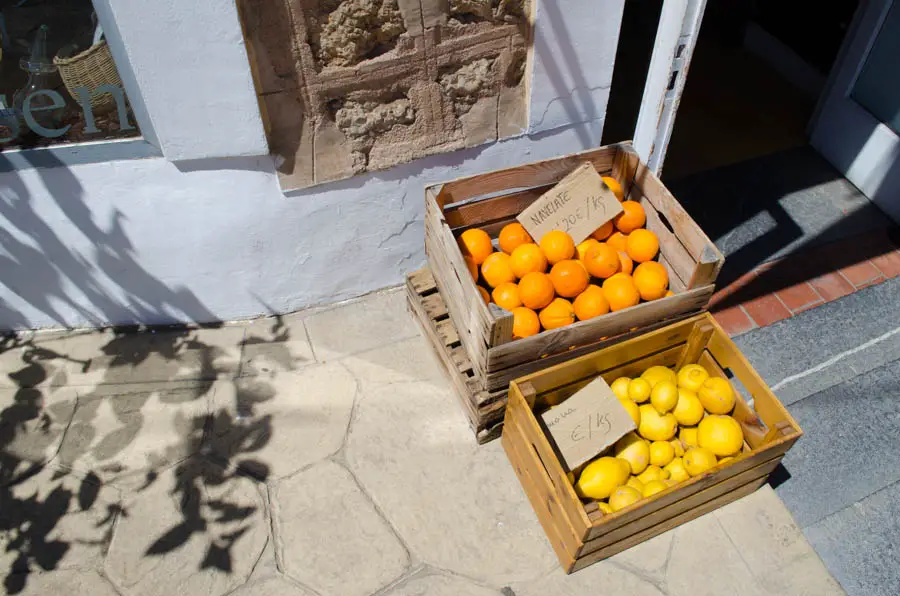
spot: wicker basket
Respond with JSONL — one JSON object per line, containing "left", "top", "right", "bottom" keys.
{"left": 54, "top": 41, "right": 124, "bottom": 115}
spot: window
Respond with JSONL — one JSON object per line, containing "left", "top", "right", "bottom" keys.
{"left": 0, "top": 0, "right": 140, "bottom": 151}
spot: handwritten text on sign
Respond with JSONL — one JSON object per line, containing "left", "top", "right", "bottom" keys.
{"left": 517, "top": 163, "right": 624, "bottom": 245}
{"left": 541, "top": 376, "right": 636, "bottom": 471}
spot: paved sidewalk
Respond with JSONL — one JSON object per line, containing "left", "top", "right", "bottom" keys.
{"left": 0, "top": 288, "right": 842, "bottom": 596}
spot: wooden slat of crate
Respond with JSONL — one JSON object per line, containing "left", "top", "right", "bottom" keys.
{"left": 571, "top": 477, "right": 769, "bottom": 572}
{"left": 434, "top": 144, "right": 624, "bottom": 207}
{"left": 405, "top": 268, "right": 506, "bottom": 444}
{"left": 501, "top": 313, "right": 803, "bottom": 573}
{"left": 503, "top": 413, "right": 585, "bottom": 562}
{"left": 577, "top": 456, "right": 782, "bottom": 559}
{"left": 484, "top": 286, "right": 714, "bottom": 379}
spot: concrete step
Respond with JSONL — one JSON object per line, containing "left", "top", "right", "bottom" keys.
{"left": 733, "top": 276, "right": 900, "bottom": 406}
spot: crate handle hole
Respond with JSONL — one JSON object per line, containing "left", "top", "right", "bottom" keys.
{"left": 657, "top": 211, "right": 676, "bottom": 234}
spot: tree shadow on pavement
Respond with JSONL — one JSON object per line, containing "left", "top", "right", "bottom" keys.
{"left": 0, "top": 154, "right": 286, "bottom": 593}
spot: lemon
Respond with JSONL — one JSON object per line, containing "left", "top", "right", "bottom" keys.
{"left": 628, "top": 378, "right": 652, "bottom": 403}
{"left": 698, "top": 415, "right": 744, "bottom": 456}
{"left": 683, "top": 447, "right": 718, "bottom": 476}
{"left": 610, "top": 377, "right": 632, "bottom": 401}
{"left": 626, "top": 476, "right": 645, "bottom": 492}
{"left": 672, "top": 388, "right": 704, "bottom": 426}
{"left": 642, "top": 479, "right": 668, "bottom": 498}
{"left": 597, "top": 501, "right": 613, "bottom": 514}
{"left": 698, "top": 377, "right": 736, "bottom": 414}
{"left": 670, "top": 438, "right": 685, "bottom": 457}
{"left": 677, "top": 363, "right": 710, "bottom": 392}
{"left": 641, "top": 365, "right": 677, "bottom": 388}
{"left": 679, "top": 426, "right": 699, "bottom": 447}
{"left": 664, "top": 457, "right": 690, "bottom": 483}
{"left": 638, "top": 404, "right": 678, "bottom": 441}
{"left": 637, "top": 465, "right": 669, "bottom": 484}
{"left": 650, "top": 380, "right": 678, "bottom": 414}
{"left": 615, "top": 432, "right": 650, "bottom": 475}
{"left": 576, "top": 456, "right": 629, "bottom": 500}
{"left": 618, "top": 397, "right": 641, "bottom": 427}
{"left": 609, "top": 486, "right": 643, "bottom": 511}
{"left": 718, "top": 456, "right": 734, "bottom": 466}
{"left": 649, "top": 440, "right": 675, "bottom": 467}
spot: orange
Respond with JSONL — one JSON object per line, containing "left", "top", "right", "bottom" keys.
{"left": 498, "top": 223, "right": 533, "bottom": 254}
{"left": 583, "top": 242, "right": 620, "bottom": 279}
{"left": 576, "top": 238, "right": 600, "bottom": 262}
{"left": 512, "top": 307, "right": 540, "bottom": 339}
{"left": 665, "top": 290, "right": 675, "bottom": 297}
{"left": 492, "top": 282, "right": 522, "bottom": 311}
{"left": 549, "top": 260, "right": 589, "bottom": 298}
{"left": 458, "top": 228, "right": 493, "bottom": 265}
{"left": 618, "top": 251, "right": 634, "bottom": 275}
{"left": 592, "top": 220, "right": 614, "bottom": 241}
{"left": 614, "top": 201, "right": 646, "bottom": 234}
{"left": 573, "top": 285, "right": 610, "bottom": 321}
{"left": 633, "top": 261, "right": 669, "bottom": 301}
{"left": 481, "top": 252, "right": 516, "bottom": 288}
{"left": 602, "top": 176, "right": 625, "bottom": 201}
{"left": 510, "top": 243, "right": 547, "bottom": 278}
{"left": 477, "top": 286, "right": 490, "bottom": 305}
{"left": 539, "top": 230, "right": 575, "bottom": 265}
{"left": 607, "top": 231, "right": 628, "bottom": 252}
{"left": 463, "top": 255, "right": 478, "bottom": 282}
{"left": 626, "top": 229, "right": 660, "bottom": 263}
{"left": 602, "top": 274, "right": 640, "bottom": 311}
{"left": 539, "top": 297, "right": 576, "bottom": 330}
{"left": 518, "top": 272, "right": 555, "bottom": 310}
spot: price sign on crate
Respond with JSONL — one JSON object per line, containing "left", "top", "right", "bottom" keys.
{"left": 540, "top": 376, "right": 636, "bottom": 471}
{"left": 517, "top": 162, "right": 624, "bottom": 245}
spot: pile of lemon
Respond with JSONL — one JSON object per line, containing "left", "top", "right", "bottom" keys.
{"left": 573, "top": 363, "right": 744, "bottom": 513}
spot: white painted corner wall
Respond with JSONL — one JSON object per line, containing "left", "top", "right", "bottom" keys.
{"left": 0, "top": 0, "right": 623, "bottom": 331}
{"left": 98, "top": 0, "right": 269, "bottom": 161}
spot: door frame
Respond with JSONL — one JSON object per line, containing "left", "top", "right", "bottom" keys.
{"left": 810, "top": 0, "right": 900, "bottom": 222}
{"left": 632, "top": 0, "right": 709, "bottom": 175}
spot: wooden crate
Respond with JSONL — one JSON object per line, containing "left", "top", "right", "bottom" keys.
{"left": 424, "top": 142, "right": 724, "bottom": 398}
{"left": 501, "top": 312, "right": 802, "bottom": 573}
{"left": 406, "top": 268, "right": 507, "bottom": 443}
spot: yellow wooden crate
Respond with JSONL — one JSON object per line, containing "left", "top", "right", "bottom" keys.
{"left": 501, "top": 312, "right": 802, "bottom": 573}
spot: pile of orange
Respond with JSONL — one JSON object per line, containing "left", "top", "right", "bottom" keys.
{"left": 457, "top": 176, "right": 670, "bottom": 340}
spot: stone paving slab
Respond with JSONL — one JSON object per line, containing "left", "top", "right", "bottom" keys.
{"left": 0, "top": 465, "right": 120, "bottom": 577}
{"left": 238, "top": 315, "right": 316, "bottom": 377}
{"left": 55, "top": 381, "right": 216, "bottom": 490}
{"left": 805, "top": 480, "right": 900, "bottom": 596}
{"left": 104, "top": 456, "right": 269, "bottom": 596}
{"left": 274, "top": 460, "right": 410, "bottom": 596}
{"left": 0, "top": 288, "right": 843, "bottom": 596}
{"left": 305, "top": 289, "right": 419, "bottom": 361}
{"left": 207, "top": 365, "right": 357, "bottom": 479}
{"left": 774, "top": 358, "right": 900, "bottom": 528}
{"left": 0, "top": 385, "right": 77, "bottom": 472}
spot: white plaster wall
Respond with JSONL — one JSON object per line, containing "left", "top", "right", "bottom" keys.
{"left": 0, "top": 121, "right": 603, "bottom": 331}
{"left": 528, "top": 0, "right": 626, "bottom": 135}
{"left": 97, "top": 0, "right": 269, "bottom": 161}
{"left": 0, "top": 0, "right": 626, "bottom": 330}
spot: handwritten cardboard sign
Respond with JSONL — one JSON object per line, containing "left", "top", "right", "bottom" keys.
{"left": 540, "top": 376, "right": 636, "bottom": 471}
{"left": 517, "top": 163, "right": 624, "bottom": 245}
